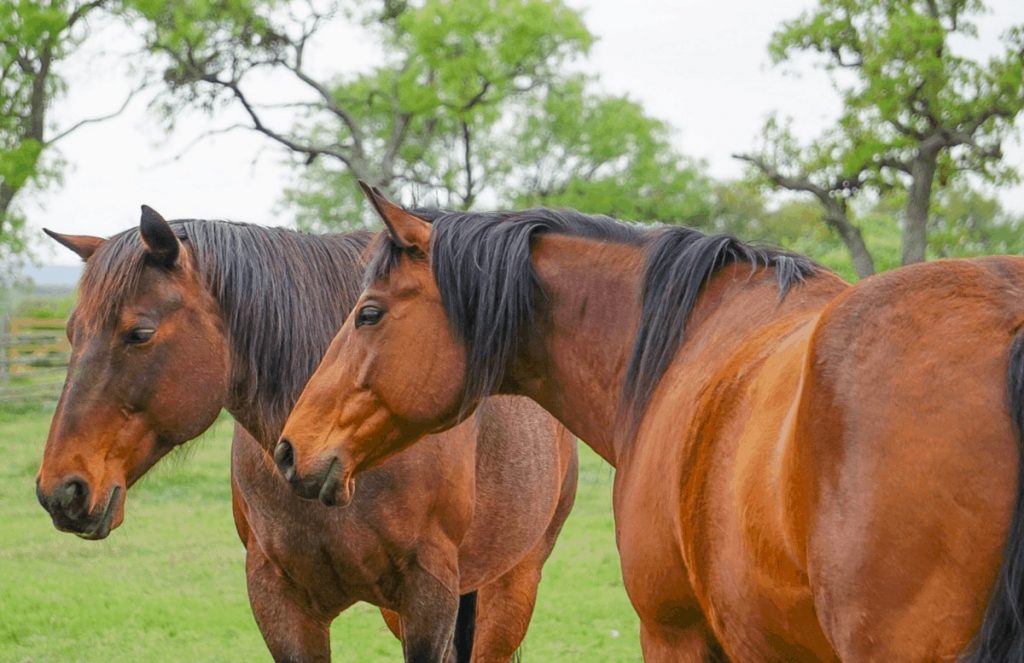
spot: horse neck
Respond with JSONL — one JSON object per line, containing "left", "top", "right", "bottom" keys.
{"left": 216, "top": 232, "right": 364, "bottom": 449}
{"left": 226, "top": 390, "right": 278, "bottom": 450}
{"left": 508, "top": 234, "right": 644, "bottom": 466}
{"left": 510, "top": 233, "right": 846, "bottom": 468}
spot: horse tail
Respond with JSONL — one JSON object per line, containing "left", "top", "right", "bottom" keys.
{"left": 453, "top": 591, "right": 477, "bottom": 663}
{"left": 964, "top": 332, "right": 1024, "bottom": 662}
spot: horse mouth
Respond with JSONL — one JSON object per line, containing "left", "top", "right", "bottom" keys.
{"left": 74, "top": 485, "right": 123, "bottom": 541}
{"left": 317, "top": 458, "right": 356, "bottom": 507}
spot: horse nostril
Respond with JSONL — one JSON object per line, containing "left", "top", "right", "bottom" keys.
{"left": 58, "top": 477, "right": 90, "bottom": 520}
{"left": 274, "top": 439, "right": 296, "bottom": 481}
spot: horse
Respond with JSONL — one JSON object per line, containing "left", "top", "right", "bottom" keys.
{"left": 277, "top": 183, "right": 1024, "bottom": 661}
{"left": 35, "top": 207, "right": 578, "bottom": 663}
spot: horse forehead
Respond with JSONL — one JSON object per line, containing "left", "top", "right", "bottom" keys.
{"left": 77, "top": 263, "right": 200, "bottom": 334}
{"left": 382, "top": 258, "right": 437, "bottom": 300}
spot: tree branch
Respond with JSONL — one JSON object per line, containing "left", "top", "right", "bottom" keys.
{"left": 47, "top": 82, "right": 146, "bottom": 145}
{"left": 734, "top": 153, "right": 875, "bottom": 276}
{"left": 66, "top": 0, "right": 107, "bottom": 30}
{"left": 962, "top": 106, "right": 1015, "bottom": 135}
{"left": 733, "top": 153, "right": 830, "bottom": 199}
{"left": 907, "top": 79, "right": 939, "bottom": 130}
{"left": 146, "top": 123, "right": 251, "bottom": 168}
{"left": 461, "top": 120, "right": 474, "bottom": 208}
{"left": 278, "top": 56, "right": 366, "bottom": 156}
{"left": 877, "top": 156, "right": 912, "bottom": 174}
{"left": 199, "top": 73, "right": 356, "bottom": 169}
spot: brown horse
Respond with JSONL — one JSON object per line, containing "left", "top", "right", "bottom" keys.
{"left": 35, "top": 208, "right": 577, "bottom": 663}
{"left": 279, "top": 184, "right": 1024, "bottom": 661}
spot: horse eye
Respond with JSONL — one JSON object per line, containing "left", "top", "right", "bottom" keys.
{"left": 355, "top": 305, "right": 384, "bottom": 328}
{"left": 125, "top": 327, "right": 156, "bottom": 344}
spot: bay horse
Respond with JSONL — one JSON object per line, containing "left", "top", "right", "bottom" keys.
{"left": 278, "top": 183, "right": 1024, "bottom": 661}
{"left": 35, "top": 208, "right": 577, "bottom": 663}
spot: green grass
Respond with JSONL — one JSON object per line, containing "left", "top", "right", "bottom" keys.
{"left": 0, "top": 408, "right": 640, "bottom": 662}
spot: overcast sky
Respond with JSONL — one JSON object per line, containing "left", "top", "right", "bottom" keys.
{"left": 27, "top": 0, "right": 1024, "bottom": 266}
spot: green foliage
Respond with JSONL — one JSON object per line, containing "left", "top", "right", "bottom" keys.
{"left": 280, "top": 0, "right": 599, "bottom": 228}
{"left": 393, "top": 0, "right": 592, "bottom": 119}
{"left": 136, "top": 0, "right": 706, "bottom": 229}
{"left": 0, "top": 0, "right": 110, "bottom": 275}
{"left": 769, "top": 0, "right": 1024, "bottom": 188}
{"left": 0, "top": 411, "right": 640, "bottom": 661}
{"left": 744, "top": 0, "right": 1024, "bottom": 271}
{"left": 127, "top": 0, "right": 285, "bottom": 99}
{"left": 927, "top": 184, "right": 1024, "bottom": 256}
{"left": 0, "top": 138, "right": 43, "bottom": 191}
{"left": 8, "top": 291, "right": 76, "bottom": 318}
{"left": 712, "top": 179, "right": 1022, "bottom": 281}
{"left": 508, "top": 77, "right": 713, "bottom": 223}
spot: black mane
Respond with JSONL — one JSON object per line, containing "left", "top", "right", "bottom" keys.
{"left": 623, "top": 226, "right": 817, "bottom": 430}
{"left": 78, "top": 220, "right": 372, "bottom": 440}
{"left": 368, "top": 208, "right": 818, "bottom": 429}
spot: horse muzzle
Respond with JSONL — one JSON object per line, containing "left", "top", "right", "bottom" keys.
{"left": 274, "top": 439, "right": 356, "bottom": 507}
{"left": 37, "top": 477, "right": 124, "bottom": 540}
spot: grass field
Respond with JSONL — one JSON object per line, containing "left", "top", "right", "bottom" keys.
{"left": 0, "top": 408, "right": 641, "bottom": 662}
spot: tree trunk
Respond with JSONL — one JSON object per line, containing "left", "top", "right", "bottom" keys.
{"left": 837, "top": 220, "right": 876, "bottom": 279}
{"left": 0, "top": 183, "right": 15, "bottom": 223}
{"left": 823, "top": 200, "right": 876, "bottom": 278}
{"left": 902, "top": 149, "right": 939, "bottom": 266}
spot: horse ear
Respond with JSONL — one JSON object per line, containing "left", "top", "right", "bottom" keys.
{"left": 357, "top": 181, "right": 431, "bottom": 253}
{"left": 42, "top": 229, "right": 105, "bottom": 262}
{"left": 139, "top": 205, "right": 180, "bottom": 267}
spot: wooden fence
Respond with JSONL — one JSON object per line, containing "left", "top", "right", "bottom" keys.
{"left": 0, "top": 316, "right": 69, "bottom": 404}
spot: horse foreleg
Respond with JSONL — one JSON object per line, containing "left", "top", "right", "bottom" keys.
{"left": 398, "top": 558, "right": 461, "bottom": 663}
{"left": 246, "top": 547, "right": 333, "bottom": 663}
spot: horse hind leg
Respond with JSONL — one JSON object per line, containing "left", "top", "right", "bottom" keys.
{"left": 639, "top": 620, "right": 725, "bottom": 663}
{"left": 470, "top": 552, "right": 543, "bottom": 663}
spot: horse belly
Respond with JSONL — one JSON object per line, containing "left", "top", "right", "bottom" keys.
{"left": 456, "top": 396, "right": 571, "bottom": 589}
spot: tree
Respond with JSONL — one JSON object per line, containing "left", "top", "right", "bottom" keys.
{"left": 506, "top": 76, "right": 713, "bottom": 223}
{"left": 134, "top": 0, "right": 710, "bottom": 230}
{"left": 736, "top": 0, "right": 1024, "bottom": 276}
{"left": 735, "top": 117, "right": 877, "bottom": 277}
{"left": 284, "top": 73, "right": 714, "bottom": 229}
{"left": 0, "top": 0, "right": 134, "bottom": 271}
{"left": 708, "top": 175, "right": 1022, "bottom": 281}
{"left": 135, "top": 0, "right": 593, "bottom": 226}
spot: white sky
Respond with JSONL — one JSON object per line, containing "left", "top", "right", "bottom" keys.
{"left": 26, "top": 0, "right": 1024, "bottom": 265}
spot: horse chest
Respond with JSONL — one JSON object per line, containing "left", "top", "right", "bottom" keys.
{"left": 231, "top": 436, "right": 400, "bottom": 607}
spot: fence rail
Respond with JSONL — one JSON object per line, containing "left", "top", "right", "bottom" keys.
{"left": 0, "top": 316, "right": 69, "bottom": 404}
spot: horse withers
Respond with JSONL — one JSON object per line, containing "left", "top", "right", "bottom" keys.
{"left": 35, "top": 208, "right": 577, "bottom": 663}
{"left": 278, "top": 184, "right": 1024, "bottom": 661}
